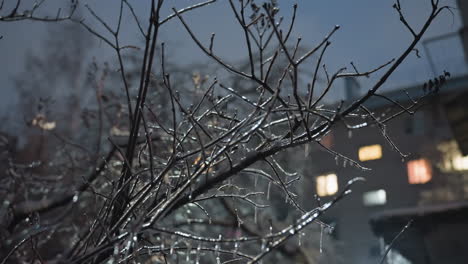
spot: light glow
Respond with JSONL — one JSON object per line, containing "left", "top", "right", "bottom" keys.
{"left": 407, "top": 159, "right": 432, "bottom": 184}
{"left": 363, "top": 189, "right": 387, "bottom": 206}
{"left": 358, "top": 144, "right": 383, "bottom": 161}
{"left": 453, "top": 155, "right": 468, "bottom": 171}
{"left": 316, "top": 173, "right": 338, "bottom": 197}
{"left": 437, "top": 140, "right": 468, "bottom": 172}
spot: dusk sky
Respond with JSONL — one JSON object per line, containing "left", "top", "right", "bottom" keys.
{"left": 0, "top": 0, "right": 465, "bottom": 117}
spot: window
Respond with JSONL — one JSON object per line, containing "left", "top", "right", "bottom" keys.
{"left": 320, "top": 131, "right": 334, "bottom": 149}
{"left": 437, "top": 140, "right": 468, "bottom": 172}
{"left": 316, "top": 173, "right": 338, "bottom": 196}
{"left": 407, "top": 159, "right": 432, "bottom": 184}
{"left": 358, "top": 144, "right": 383, "bottom": 161}
{"left": 363, "top": 189, "right": 387, "bottom": 206}
{"left": 453, "top": 155, "right": 468, "bottom": 171}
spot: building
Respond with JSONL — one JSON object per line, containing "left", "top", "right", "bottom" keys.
{"left": 306, "top": 73, "right": 468, "bottom": 263}
{"left": 297, "top": 3, "right": 468, "bottom": 263}
{"left": 371, "top": 200, "right": 468, "bottom": 264}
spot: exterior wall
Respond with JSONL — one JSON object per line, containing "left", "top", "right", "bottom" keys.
{"left": 306, "top": 91, "right": 468, "bottom": 263}
{"left": 458, "top": 0, "right": 468, "bottom": 62}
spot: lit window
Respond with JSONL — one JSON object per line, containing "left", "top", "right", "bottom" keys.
{"left": 407, "top": 159, "right": 432, "bottom": 184}
{"left": 437, "top": 140, "right": 468, "bottom": 172}
{"left": 453, "top": 155, "right": 468, "bottom": 171}
{"left": 321, "top": 132, "right": 334, "bottom": 149}
{"left": 358, "top": 144, "right": 383, "bottom": 161}
{"left": 316, "top": 173, "right": 338, "bottom": 196}
{"left": 363, "top": 189, "right": 387, "bottom": 206}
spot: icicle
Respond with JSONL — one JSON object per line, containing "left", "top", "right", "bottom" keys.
{"left": 254, "top": 175, "right": 258, "bottom": 188}
{"left": 215, "top": 238, "right": 220, "bottom": 264}
{"left": 254, "top": 207, "right": 258, "bottom": 224}
{"left": 343, "top": 159, "right": 347, "bottom": 168}
{"left": 234, "top": 242, "right": 239, "bottom": 257}
{"left": 319, "top": 225, "right": 323, "bottom": 254}
{"left": 186, "top": 243, "right": 192, "bottom": 262}
{"left": 195, "top": 243, "right": 201, "bottom": 264}
{"left": 113, "top": 244, "right": 119, "bottom": 255}
{"left": 259, "top": 239, "right": 267, "bottom": 264}
{"left": 160, "top": 240, "right": 165, "bottom": 251}
{"left": 170, "top": 236, "right": 175, "bottom": 255}
{"left": 335, "top": 156, "right": 339, "bottom": 165}
{"left": 266, "top": 182, "right": 271, "bottom": 200}
{"left": 348, "top": 130, "right": 352, "bottom": 138}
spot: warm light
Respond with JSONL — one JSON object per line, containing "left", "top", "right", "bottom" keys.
{"left": 321, "top": 132, "right": 334, "bottom": 149}
{"left": 452, "top": 155, "right": 468, "bottom": 171}
{"left": 363, "top": 189, "right": 387, "bottom": 206}
{"left": 316, "top": 173, "right": 338, "bottom": 196}
{"left": 407, "top": 159, "right": 432, "bottom": 184}
{"left": 358, "top": 144, "right": 383, "bottom": 161}
{"left": 437, "top": 140, "right": 468, "bottom": 172}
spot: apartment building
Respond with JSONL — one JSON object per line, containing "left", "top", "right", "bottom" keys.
{"left": 307, "top": 74, "right": 468, "bottom": 263}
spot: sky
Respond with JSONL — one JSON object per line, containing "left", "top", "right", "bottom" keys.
{"left": 0, "top": 0, "right": 466, "bottom": 119}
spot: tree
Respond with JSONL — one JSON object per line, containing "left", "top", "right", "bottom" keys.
{"left": 0, "top": 0, "right": 452, "bottom": 263}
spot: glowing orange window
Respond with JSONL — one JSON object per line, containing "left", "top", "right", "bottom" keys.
{"left": 407, "top": 159, "right": 432, "bottom": 184}
{"left": 358, "top": 144, "right": 382, "bottom": 161}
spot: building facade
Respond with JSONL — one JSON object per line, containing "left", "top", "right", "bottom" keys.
{"left": 306, "top": 74, "right": 468, "bottom": 263}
